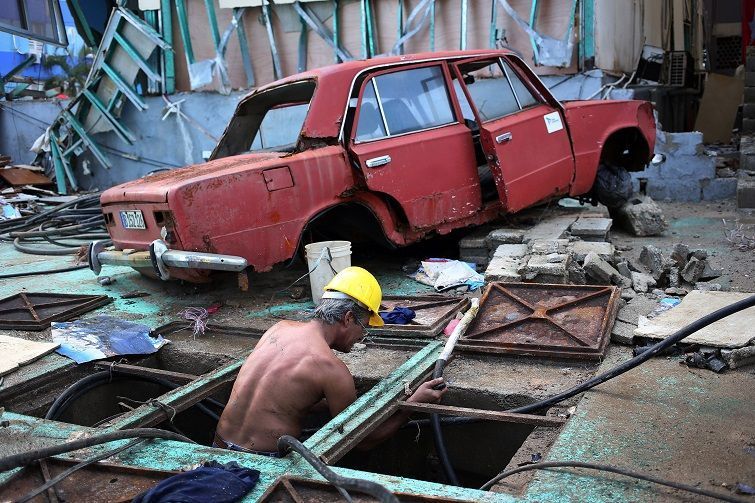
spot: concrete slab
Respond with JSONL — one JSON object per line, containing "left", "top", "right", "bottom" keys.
{"left": 491, "top": 244, "right": 529, "bottom": 259}
{"left": 571, "top": 241, "right": 615, "bottom": 262}
{"left": 527, "top": 217, "right": 576, "bottom": 241}
{"left": 570, "top": 217, "right": 612, "bottom": 240}
{"left": 634, "top": 290, "right": 755, "bottom": 348}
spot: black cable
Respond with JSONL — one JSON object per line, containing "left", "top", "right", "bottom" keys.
{"left": 506, "top": 294, "right": 755, "bottom": 415}
{"left": 430, "top": 358, "right": 459, "bottom": 486}
{"left": 0, "top": 264, "right": 88, "bottom": 279}
{"left": 479, "top": 461, "right": 745, "bottom": 502}
{"left": 277, "top": 435, "right": 399, "bottom": 503}
{"left": 0, "top": 428, "right": 193, "bottom": 472}
{"left": 45, "top": 371, "right": 221, "bottom": 424}
{"left": 17, "top": 438, "right": 146, "bottom": 503}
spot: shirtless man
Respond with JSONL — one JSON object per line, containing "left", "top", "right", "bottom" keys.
{"left": 214, "top": 267, "right": 446, "bottom": 455}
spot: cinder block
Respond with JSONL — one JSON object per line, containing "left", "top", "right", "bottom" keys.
{"left": 738, "top": 172, "right": 755, "bottom": 209}
{"left": 530, "top": 239, "right": 569, "bottom": 255}
{"left": 491, "top": 244, "right": 528, "bottom": 259}
{"left": 746, "top": 72, "right": 755, "bottom": 87}
{"left": 742, "top": 153, "right": 755, "bottom": 171}
{"left": 657, "top": 156, "right": 716, "bottom": 181}
{"left": 748, "top": 57, "right": 755, "bottom": 72}
{"left": 701, "top": 178, "right": 738, "bottom": 200}
{"left": 743, "top": 118, "right": 755, "bottom": 133}
{"left": 655, "top": 131, "right": 703, "bottom": 156}
{"left": 484, "top": 256, "right": 522, "bottom": 282}
{"left": 745, "top": 87, "right": 755, "bottom": 102}
{"left": 459, "top": 235, "right": 488, "bottom": 249}
{"left": 571, "top": 241, "right": 615, "bottom": 262}
{"left": 487, "top": 229, "right": 525, "bottom": 245}
{"left": 570, "top": 217, "right": 613, "bottom": 241}
{"left": 745, "top": 103, "right": 755, "bottom": 119}
{"left": 646, "top": 179, "right": 701, "bottom": 202}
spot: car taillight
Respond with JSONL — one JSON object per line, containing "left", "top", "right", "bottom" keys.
{"left": 154, "top": 211, "right": 178, "bottom": 244}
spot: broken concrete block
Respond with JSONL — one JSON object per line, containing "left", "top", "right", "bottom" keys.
{"left": 639, "top": 245, "right": 667, "bottom": 281}
{"left": 484, "top": 256, "right": 522, "bottom": 282}
{"left": 612, "top": 196, "right": 668, "bottom": 236}
{"left": 720, "top": 345, "right": 755, "bottom": 369}
{"left": 613, "top": 274, "right": 633, "bottom": 289}
{"left": 670, "top": 243, "right": 690, "bottom": 268}
{"left": 681, "top": 257, "right": 706, "bottom": 283}
{"left": 530, "top": 239, "right": 569, "bottom": 255}
{"left": 487, "top": 229, "right": 525, "bottom": 245}
{"left": 491, "top": 243, "right": 529, "bottom": 259}
{"left": 571, "top": 241, "right": 615, "bottom": 263}
{"left": 738, "top": 170, "right": 755, "bottom": 209}
{"left": 690, "top": 249, "right": 708, "bottom": 260}
{"left": 567, "top": 262, "right": 587, "bottom": 285}
{"left": 668, "top": 267, "right": 680, "bottom": 288}
{"left": 570, "top": 217, "right": 613, "bottom": 241}
{"left": 524, "top": 254, "right": 570, "bottom": 283}
{"left": 583, "top": 252, "right": 619, "bottom": 284}
{"left": 695, "top": 282, "right": 722, "bottom": 292}
{"left": 616, "top": 261, "right": 632, "bottom": 279}
{"left": 527, "top": 216, "right": 576, "bottom": 241}
{"left": 611, "top": 319, "right": 637, "bottom": 344}
{"left": 459, "top": 234, "right": 488, "bottom": 251}
{"left": 631, "top": 271, "right": 656, "bottom": 293}
{"left": 621, "top": 289, "right": 636, "bottom": 300}
{"left": 546, "top": 252, "right": 564, "bottom": 263}
{"left": 665, "top": 287, "right": 688, "bottom": 296}
{"left": 699, "top": 260, "right": 722, "bottom": 281}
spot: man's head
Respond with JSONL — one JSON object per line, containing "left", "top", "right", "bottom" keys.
{"left": 313, "top": 298, "right": 370, "bottom": 352}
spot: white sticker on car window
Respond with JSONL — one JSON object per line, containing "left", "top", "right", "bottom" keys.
{"left": 543, "top": 111, "right": 563, "bottom": 133}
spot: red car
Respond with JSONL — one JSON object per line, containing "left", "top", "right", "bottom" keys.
{"left": 90, "top": 50, "right": 655, "bottom": 282}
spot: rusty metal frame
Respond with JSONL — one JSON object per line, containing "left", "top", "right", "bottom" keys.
{"left": 457, "top": 282, "right": 620, "bottom": 360}
{"left": 0, "top": 292, "right": 112, "bottom": 331}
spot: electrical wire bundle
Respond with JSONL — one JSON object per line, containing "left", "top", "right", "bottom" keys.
{"left": 0, "top": 192, "right": 108, "bottom": 278}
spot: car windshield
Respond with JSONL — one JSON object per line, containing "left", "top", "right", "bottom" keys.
{"left": 212, "top": 80, "right": 316, "bottom": 159}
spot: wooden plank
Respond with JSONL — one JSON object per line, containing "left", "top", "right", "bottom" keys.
{"left": 0, "top": 168, "right": 53, "bottom": 187}
{"left": 95, "top": 363, "right": 198, "bottom": 385}
{"left": 0, "top": 335, "right": 60, "bottom": 377}
{"left": 396, "top": 401, "right": 566, "bottom": 427}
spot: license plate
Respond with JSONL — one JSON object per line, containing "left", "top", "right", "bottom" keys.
{"left": 120, "top": 210, "right": 146, "bottom": 229}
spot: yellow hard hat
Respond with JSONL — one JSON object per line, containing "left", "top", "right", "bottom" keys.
{"left": 322, "top": 266, "right": 384, "bottom": 326}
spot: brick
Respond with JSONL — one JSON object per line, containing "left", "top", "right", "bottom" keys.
{"left": 701, "top": 178, "right": 738, "bottom": 201}
{"left": 570, "top": 217, "right": 613, "bottom": 241}
{"left": 484, "top": 256, "right": 522, "bottom": 282}
{"left": 738, "top": 171, "right": 755, "bottom": 209}
{"left": 571, "top": 241, "right": 615, "bottom": 262}
{"left": 487, "top": 229, "right": 525, "bottom": 245}
{"left": 491, "top": 243, "right": 528, "bottom": 259}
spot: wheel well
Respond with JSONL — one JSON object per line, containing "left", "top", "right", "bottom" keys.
{"left": 300, "top": 203, "right": 393, "bottom": 251}
{"left": 600, "top": 128, "right": 650, "bottom": 172}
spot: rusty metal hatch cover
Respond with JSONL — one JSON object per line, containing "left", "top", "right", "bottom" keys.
{"left": 371, "top": 295, "right": 470, "bottom": 338}
{"left": 259, "top": 476, "right": 464, "bottom": 502}
{"left": 457, "top": 282, "right": 620, "bottom": 360}
{"left": 0, "top": 292, "right": 112, "bottom": 331}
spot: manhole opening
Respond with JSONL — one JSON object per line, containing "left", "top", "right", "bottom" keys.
{"left": 335, "top": 391, "right": 544, "bottom": 490}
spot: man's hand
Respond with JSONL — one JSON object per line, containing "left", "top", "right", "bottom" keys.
{"left": 406, "top": 377, "right": 447, "bottom": 404}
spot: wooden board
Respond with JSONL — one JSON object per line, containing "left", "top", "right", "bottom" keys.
{"left": 694, "top": 72, "right": 744, "bottom": 144}
{"left": 0, "top": 335, "right": 59, "bottom": 377}
{"left": 0, "top": 168, "right": 52, "bottom": 187}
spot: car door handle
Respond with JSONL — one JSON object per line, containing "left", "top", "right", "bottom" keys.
{"left": 496, "top": 132, "right": 513, "bottom": 144}
{"left": 365, "top": 155, "right": 391, "bottom": 168}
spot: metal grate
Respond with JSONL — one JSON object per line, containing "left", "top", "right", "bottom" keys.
{"left": 714, "top": 36, "right": 743, "bottom": 70}
{"left": 458, "top": 282, "right": 620, "bottom": 360}
{"left": 666, "top": 51, "right": 688, "bottom": 87}
{"left": 0, "top": 292, "right": 112, "bottom": 331}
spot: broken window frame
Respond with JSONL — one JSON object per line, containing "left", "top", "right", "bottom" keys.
{"left": 351, "top": 61, "right": 459, "bottom": 146}
{"left": 0, "top": 0, "right": 68, "bottom": 47}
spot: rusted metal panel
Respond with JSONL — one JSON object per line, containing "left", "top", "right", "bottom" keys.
{"left": 0, "top": 167, "right": 53, "bottom": 187}
{"left": 0, "top": 458, "right": 175, "bottom": 502}
{"left": 259, "top": 476, "right": 468, "bottom": 502}
{"left": 263, "top": 166, "right": 295, "bottom": 191}
{"left": 0, "top": 292, "right": 112, "bottom": 331}
{"left": 370, "top": 295, "right": 470, "bottom": 338}
{"left": 458, "top": 282, "right": 620, "bottom": 360}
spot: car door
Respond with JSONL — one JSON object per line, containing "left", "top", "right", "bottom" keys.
{"left": 452, "top": 56, "right": 575, "bottom": 213}
{"left": 348, "top": 63, "right": 481, "bottom": 230}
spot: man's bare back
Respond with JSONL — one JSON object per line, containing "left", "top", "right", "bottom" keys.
{"left": 215, "top": 314, "right": 445, "bottom": 453}
{"left": 216, "top": 320, "right": 355, "bottom": 452}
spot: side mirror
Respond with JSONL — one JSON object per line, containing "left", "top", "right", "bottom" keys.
{"left": 651, "top": 153, "right": 666, "bottom": 165}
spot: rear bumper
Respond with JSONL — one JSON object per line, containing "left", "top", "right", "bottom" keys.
{"left": 88, "top": 240, "right": 247, "bottom": 280}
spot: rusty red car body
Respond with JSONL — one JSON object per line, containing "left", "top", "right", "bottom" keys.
{"left": 98, "top": 50, "right": 656, "bottom": 282}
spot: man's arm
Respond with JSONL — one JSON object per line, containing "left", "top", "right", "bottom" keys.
{"left": 358, "top": 377, "right": 447, "bottom": 450}
{"left": 321, "top": 359, "right": 358, "bottom": 418}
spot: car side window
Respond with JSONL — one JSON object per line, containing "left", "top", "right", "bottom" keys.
{"left": 502, "top": 59, "right": 539, "bottom": 109}
{"left": 355, "top": 81, "right": 387, "bottom": 142}
{"left": 355, "top": 65, "right": 455, "bottom": 142}
{"left": 457, "top": 62, "right": 519, "bottom": 122}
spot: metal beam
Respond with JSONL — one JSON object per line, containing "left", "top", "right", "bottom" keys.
{"left": 175, "top": 0, "right": 195, "bottom": 67}
{"left": 234, "top": 8, "right": 255, "bottom": 87}
{"left": 293, "top": 2, "right": 353, "bottom": 62}
{"left": 61, "top": 110, "right": 112, "bottom": 170}
{"left": 528, "top": 0, "right": 540, "bottom": 64}
{"left": 397, "top": 402, "right": 566, "bottom": 427}
{"left": 460, "top": 0, "right": 468, "bottom": 50}
{"left": 203, "top": 0, "right": 222, "bottom": 50}
{"left": 67, "top": 0, "right": 97, "bottom": 47}
{"left": 101, "top": 62, "right": 147, "bottom": 111}
{"left": 160, "top": 0, "right": 175, "bottom": 93}
{"left": 262, "top": 1, "right": 283, "bottom": 80}
{"left": 0, "top": 55, "right": 35, "bottom": 89}
{"left": 81, "top": 89, "right": 137, "bottom": 144}
{"left": 112, "top": 32, "right": 161, "bottom": 83}
{"left": 107, "top": 359, "right": 242, "bottom": 430}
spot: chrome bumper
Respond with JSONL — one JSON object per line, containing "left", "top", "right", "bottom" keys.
{"left": 88, "top": 239, "right": 247, "bottom": 280}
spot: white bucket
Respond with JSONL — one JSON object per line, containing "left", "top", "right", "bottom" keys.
{"left": 304, "top": 240, "right": 352, "bottom": 304}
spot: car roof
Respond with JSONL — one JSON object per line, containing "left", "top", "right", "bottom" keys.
{"left": 240, "top": 49, "right": 514, "bottom": 140}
